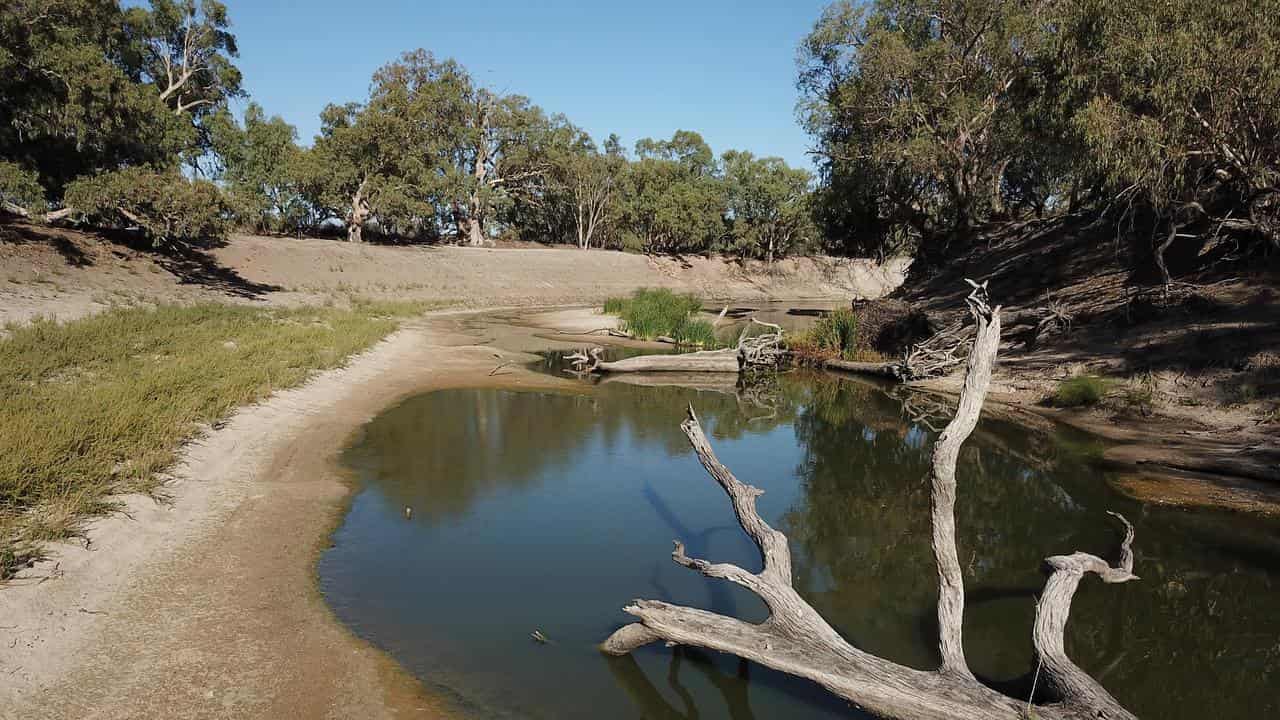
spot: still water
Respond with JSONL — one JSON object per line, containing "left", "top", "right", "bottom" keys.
{"left": 320, "top": 373, "right": 1280, "bottom": 719}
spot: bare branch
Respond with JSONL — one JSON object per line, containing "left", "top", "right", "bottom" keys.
{"left": 598, "top": 282, "right": 1141, "bottom": 720}
{"left": 1032, "top": 513, "right": 1139, "bottom": 719}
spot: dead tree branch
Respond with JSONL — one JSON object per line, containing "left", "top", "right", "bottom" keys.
{"left": 600, "top": 283, "right": 1141, "bottom": 720}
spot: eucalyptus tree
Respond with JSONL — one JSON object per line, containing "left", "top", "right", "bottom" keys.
{"left": 721, "top": 150, "right": 815, "bottom": 261}
{"left": 1050, "top": 0, "right": 1280, "bottom": 275}
{"left": 213, "top": 103, "right": 312, "bottom": 233}
{"left": 122, "top": 0, "right": 243, "bottom": 176}
{"left": 122, "top": 0, "right": 243, "bottom": 127}
{"left": 544, "top": 129, "right": 625, "bottom": 249}
{"left": 0, "top": 0, "right": 187, "bottom": 196}
{"left": 305, "top": 102, "right": 396, "bottom": 243}
{"left": 453, "top": 89, "right": 559, "bottom": 245}
{"left": 617, "top": 131, "right": 727, "bottom": 253}
{"left": 799, "top": 0, "right": 1039, "bottom": 255}
{"left": 635, "top": 129, "right": 718, "bottom": 178}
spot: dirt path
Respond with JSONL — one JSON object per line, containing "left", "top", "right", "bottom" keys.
{"left": 0, "top": 309, "right": 589, "bottom": 719}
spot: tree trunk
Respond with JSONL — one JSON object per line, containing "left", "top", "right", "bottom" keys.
{"left": 466, "top": 211, "right": 485, "bottom": 247}
{"left": 348, "top": 177, "right": 370, "bottom": 244}
{"left": 600, "top": 282, "right": 1142, "bottom": 720}
{"left": 467, "top": 97, "right": 492, "bottom": 247}
{"left": 990, "top": 159, "right": 1010, "bottom": 218}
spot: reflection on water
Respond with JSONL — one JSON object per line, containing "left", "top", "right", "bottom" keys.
{"left": 320, "top": 374, "right": 1280, "bottom": 720}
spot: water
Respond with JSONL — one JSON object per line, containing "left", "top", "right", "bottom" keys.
{"left": 320, "top": 374, "right": 1280, "bottom": 719}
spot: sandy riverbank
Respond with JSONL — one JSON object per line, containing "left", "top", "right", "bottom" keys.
{"left": 0, "top": 309, "right": 593, "bottom": 719}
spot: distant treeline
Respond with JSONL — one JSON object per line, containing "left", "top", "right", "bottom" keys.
{"left": 0, "top": 1, "right": 814, "bottom": 260}
{"left": 2, "top": 0, "right": 1278, "bottom": 270}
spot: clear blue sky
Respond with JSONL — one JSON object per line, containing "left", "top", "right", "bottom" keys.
{"left": 219, "top": 0, "right": 831, "bottom": 168}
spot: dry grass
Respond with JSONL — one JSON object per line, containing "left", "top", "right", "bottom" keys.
{"left": 0, "top": 299, "right": 428, "bottom": 579}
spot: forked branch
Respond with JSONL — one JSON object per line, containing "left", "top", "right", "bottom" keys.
{"left": 600, "top": 282, "right": 1142, "bottom": 720}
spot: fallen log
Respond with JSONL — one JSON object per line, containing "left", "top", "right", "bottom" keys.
{"left": 594, "top": 348, "right": 740, "bottom": 373}
{"left": 601, "top": 283, "right": 1141, "bottom": 720}
{"left": 823, "top": 358, "right": 903, "bottom": 379}
{"left": 568, "top": 318, "right": 786, "bottom": 375}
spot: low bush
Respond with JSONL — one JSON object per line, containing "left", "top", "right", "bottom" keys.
{"left": 0, "top": 161, "right": 45, "bottom": 214}
{"left": 1120, "top": 373, "right": 1157, "bottom": 416}
{"left": 63, "top": 168, "right": 231, "bottom": 246}
{"left": 1051, "top": 375, "right": 1111, "bottom": 407}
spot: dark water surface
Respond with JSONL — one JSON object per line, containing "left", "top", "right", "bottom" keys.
{"left": 320, "top": 374, "right": 1280, "bottom": 720}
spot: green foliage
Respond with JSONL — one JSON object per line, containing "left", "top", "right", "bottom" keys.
{"left": 1062, "top": 0, "right": 1280, "bottom": 222}
{"left": 1051, "top": 376, "right": 1111, "bottom": 408}
{"left": 799, "top": 0, "right": 1033, "bottom": 255}
{"left": 671, "top": 318, "right": 719, "bottom": 348}
{"left": 603, "top": 288, "right": 712, "bottom": 344}
{"left": 617, "top": 132, "right": 728, "bottom": 254}
{"left": 214, "top": 103, "right": 314, "bottom": 233}
{"left": 799, "top": 0, "right": 1280, "bottom": 260}
{"left": 602, "top": 295, "right": 629, "bottom": 315}
{"left": 63, "top": 167, "right": 230, "bottom": 246}
{"left": 0, "top": 162, "right": 45, "bottom": 212}
{"left": 0, "top": 0, "right": 242, "bottom": 197}
{"left": 721, "top": 150, "right": 816, "bottom": 260}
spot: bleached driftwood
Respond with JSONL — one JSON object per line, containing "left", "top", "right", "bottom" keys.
{"left": 601, "top": 284, "right": 1141, "bottom": 720}
{"left": 567, "top": 318, "right": 787, "bottom": 375}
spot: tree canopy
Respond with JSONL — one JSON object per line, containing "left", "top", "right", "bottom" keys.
{"left": 799, "top": 0, "right": 1280, "bottom": 266}
{"left": 4, "top": 0, "right": 1275, "bottom": 267}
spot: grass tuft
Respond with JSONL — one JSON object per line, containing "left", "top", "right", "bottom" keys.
{"left": 603, "top": 288, "right": 718, "bottom": 346}
{"left": 1050, "top": 375, "right": 1111, "bottom": 408}
{"left": 0, "top": 300, "right": 426, "bottom": 580}
{"left": 789, "top": 309, "right": 870, "bottom": 362}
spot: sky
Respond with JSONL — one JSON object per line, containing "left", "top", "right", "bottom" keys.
{"left": 216, "top": 0, "right": 832, "bottom": 169}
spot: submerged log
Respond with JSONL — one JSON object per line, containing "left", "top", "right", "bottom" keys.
{"left": 601, "top": 283, "right": 1142, "bottom": 720}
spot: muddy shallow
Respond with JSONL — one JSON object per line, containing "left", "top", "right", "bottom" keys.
{"left": 320, "top": 371, "right": 1280, "bottom": 720}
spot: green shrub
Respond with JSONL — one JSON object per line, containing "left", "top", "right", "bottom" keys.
{"left": 64, "top": 168, "right": 231, "bottom": 246}
{"left": 604, "top": 288, "right": 709, "bottom": 344}
{"left": 0, "top": 161, "right": 45, "bottom": 213}
{"left": 813, "top": 309, "right": 859, "bottom": 355}
{"left": 1051, "top": 375, "right": 1110, "bottom": 407}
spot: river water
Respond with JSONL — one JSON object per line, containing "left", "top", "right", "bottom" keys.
{"left": 320, "top": 372, "right": 1280, "bottom": 719}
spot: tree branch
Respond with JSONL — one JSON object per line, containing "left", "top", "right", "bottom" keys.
{"left": 599, "top": 283, "right": 1139, "bottom": 720}
{"left": 1033, "top": 512, "right": 1139, "bottom": 719}
{"left": 931, "top": 279, "right": 1001, "bottom": 678}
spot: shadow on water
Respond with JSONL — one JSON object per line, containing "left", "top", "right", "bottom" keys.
{"left": 321, "top": 372, "right": 1280, "bottom": 720}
